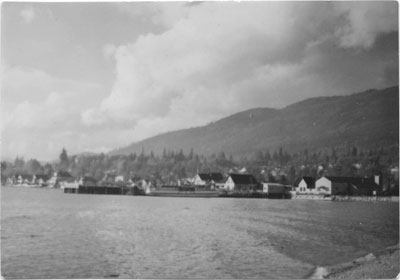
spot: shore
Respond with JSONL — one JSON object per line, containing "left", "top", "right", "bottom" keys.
{"left": 310, "top": 244, "right": 399, "bottom": 279}
{"left": 292, "top": 194, "right": 399, "bottom": 203}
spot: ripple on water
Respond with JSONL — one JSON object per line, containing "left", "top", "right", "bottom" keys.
{"left": 1, "top": 188, "right": 398, "bottom": 279}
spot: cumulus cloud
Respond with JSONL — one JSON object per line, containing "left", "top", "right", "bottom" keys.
{"left": 1, "top": 67, "right": 104, "bottom": 160}
{"left": 3, "top": 2, "right": 398, "bottom": 160}
{"left": 334, "top": 2, "right": 398, "bottom": 49}
{"left": 20, "top": 6, "right": 35, "bottom": 23}
{"left": 82, "top": 1, "right": 398, "bottom": 138}
{"left": 102, "top": 44, "right": 117, "bottom": 60}
{"left": 116, "top": 2, "right": 190, "bottom": 29}
{"left": 2, "top": 66, "right": 101, "bottom": 103}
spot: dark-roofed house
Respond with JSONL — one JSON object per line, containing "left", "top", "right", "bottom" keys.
{"left": 78, "top": 176, "right": 97, "bottom": 187}
{"left": 295, "top": 176, "right": 316, "bottom": 194}
{"left": 12, "top": 174, "right": 35, "bottom": 185}
{"left": 33, "top": 174, "right": 50, "bottom": 186}
{"left": 48, "top": 171, "right": 74, "bottom": 188}
{"left": 315, "top": 176, "right": 380, "bottom": 196}
{"left": 193, "top": 172, "right": 225, "bottom": 189}
{"left": 224, "top": 173, "right": 259, "bottom": 192}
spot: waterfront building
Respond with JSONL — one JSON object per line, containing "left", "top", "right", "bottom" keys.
{"left": 295, "top": 177, "right": 316, "bottom": 194}
{"left": 78, "top": 176, "right": 97, "bottom": 187}
{"left": 193, "top": 172, "right": 225, "bottom": 190}
{"left": 224, "top": 173, "right": 259, "bottom": 192}
{"left": 47, "top": 171, "right": 74, "bottom": 188}
{"left": 33, "top": 175, "right": 50, "bottom": 186}
{"left": 262, "top": 182, "right": 290, "bottom": 198}
{"left": 14, "top": 174, "right": 34, "bottom": 185}
{"left": 315, "top": 176, "right": 380, "bottom": 196}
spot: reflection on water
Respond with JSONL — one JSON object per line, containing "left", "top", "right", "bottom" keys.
{"left": 1, "top": 187, "right": 398, "bottom": 279}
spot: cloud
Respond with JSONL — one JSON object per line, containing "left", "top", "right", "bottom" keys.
{"left": 102, "top": 44, "right": 117, "bottom": 60}
{"left": 3, "top": 2, "right": 398, "bottom": 160}
{"left": 1, "top": 67, "right": 104, "bottom": 160}
{"left": 2, "top": 66, "right": 101, "bottom": 103}
{"left": 83, "top": 2, "right": 398, "bottom": 136}
{"left": 334, "top": 2, "right": 398, "bottom": 49}
{"left": 116, "top": 2, "right": 191, "bottom": 29}
{"left": 20, "top": 6, "right": 35, "bottom": 23}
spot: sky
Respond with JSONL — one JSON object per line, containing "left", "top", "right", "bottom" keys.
{"left": 1, "top": 1, "right": 398, "bottom": 161}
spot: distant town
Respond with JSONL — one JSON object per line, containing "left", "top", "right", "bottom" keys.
{"left": 2, "top": 146, "right": 399, "bottom": 199}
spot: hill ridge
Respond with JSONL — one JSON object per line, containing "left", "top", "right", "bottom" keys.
{"left": 110, "top": 86, "right": 399, "bottom": 157}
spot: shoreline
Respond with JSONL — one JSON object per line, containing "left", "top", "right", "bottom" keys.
{"left": 292, "top": 194, "right": 399, "bottom": 203}
{"left": 3, "top": 185, "right": 399, "bottom": 203}
{"left": 309, "top": 243, "right": 399, "bottom": 279}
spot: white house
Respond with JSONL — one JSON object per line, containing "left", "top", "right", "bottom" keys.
{"left": 224, "top": 174, "right": 259, "bottom": 192}
{"left": 48, "top": 171, "right": 74, "bottom": 188}
{"left": 295, "top": 177, "right": 316, "bottom": 194}
{"left": 315, "top": 176, "right": 378, "bottom": 196}
{"left": 193, "top": 173, "right": 210, "bottom": 186}
{"left": 315, "top": 177, "right": 350, "bottom": 195}
{"left": 193, "top": 173, "right": 225, "bottom": 189}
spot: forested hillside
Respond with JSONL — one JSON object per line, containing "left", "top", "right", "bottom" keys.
{"left": 111, "top": 86, "right": 398, "bottom": 158}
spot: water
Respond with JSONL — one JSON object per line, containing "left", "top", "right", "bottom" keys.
{"left": 1, "top": 187, "right": 398, "bottom": 279}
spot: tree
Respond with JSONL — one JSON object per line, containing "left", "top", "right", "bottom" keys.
{"left": 43, "top": 163, "right": 54, "bottom": 177}
{"left": 188, "top": 148, "right": 194, "bottom": 160}
{"left": 273, "top": 151, "right": 279, "bottom": 162}
{"left": 288, "top": 165, "right": 296, "bottom": 182}
{"left": 352, "top": 146, "right": 358, "bottom": 157}
{"left": 255, "top": 151, "right": 264, "bottom": 164}
{"left": 26, "top": 159, "right": 43, "bottom": 175}
{"left": 265, "top": 151, "right": 271, "bottom": 164}
{"left": 59, "top": 148, "right": 69, "bottom": 171}
{"left": 14, "top": 157, "right": 25, "bottom": 173}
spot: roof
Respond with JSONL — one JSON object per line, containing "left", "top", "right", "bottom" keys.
{"left": 229, "top": 173, "right": 258, "bottom": 185}
{"left": 210, "top": 173, "right": 224, "bottom": 182}
{"left": 301, "top": 177, "right": 316, "bottom": 188}
{"left": 57, "top": 177, "right": 76, "bottom": 183}
{"left": 81, "top": 176, "right": 97, "bottom": 183}
{"left": 198, "top": 173, "right": 211, "bottom": 181}
{"left": 324, "top": 176, "right": 378, "bottom": 189}
{"left": 35, "top": 174, "right": 49, "bottom": 181}
{"left": 197, "top": 173, "right": 225, "bottom": 183}
{"left": 17, "top": 174, "right": 34, "bottom": 180}
{"left": 57, "top": 171, "right": 73, "bottom": 178}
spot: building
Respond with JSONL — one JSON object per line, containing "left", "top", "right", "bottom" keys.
{"left": 99, "top": 172, "right": 118, "bottom": 187}
{"left": 193, "top": 173, "right": 225, "bottom": 189}
{"left": 115, "top": 175, "right": 124, "bottom": 183}
{"left": 224, "top": 174, "right": 259, "bottom": 192}
{"left": 62, "top": 181, "right": 79, "bottom": 193}
{"left": 78, "top": 176, "right": 97, "bottom": 187}
{"left": 262, "top": 182, "right": 289, "bottom": 198}
{"left": 295, "top": 177, "right": 316, "bottom": 194}
{"left": 48, "top": 171, "right": 74, "bottom": 188}
{"left": 11, "top": 174, "right": 34, "bottom": 185}
{"left": 33, "top": 175, "right": 50, "bottom": 186}
{"left": 315, "top": 176, "right": 379, "bottom": 196}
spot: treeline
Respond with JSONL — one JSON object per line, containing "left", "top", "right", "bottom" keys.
{"left": 1, "top": 144, "right": 398, "bottom": 187}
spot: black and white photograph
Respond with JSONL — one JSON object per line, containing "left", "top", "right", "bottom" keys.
{"left": 1, "top": 1, "right": 399, "bottom": 279}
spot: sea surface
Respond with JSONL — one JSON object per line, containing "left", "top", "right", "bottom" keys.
{"left": 1, "top": 187, "right": 399, "bottom": 279}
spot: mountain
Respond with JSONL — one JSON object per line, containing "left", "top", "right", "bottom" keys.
{"left": 110, "top": 86, "right": 399, "bottom": 158}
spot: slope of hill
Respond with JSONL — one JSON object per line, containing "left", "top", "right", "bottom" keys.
{"left": 110, "top": 86, "right": 399, "bottom": 158}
